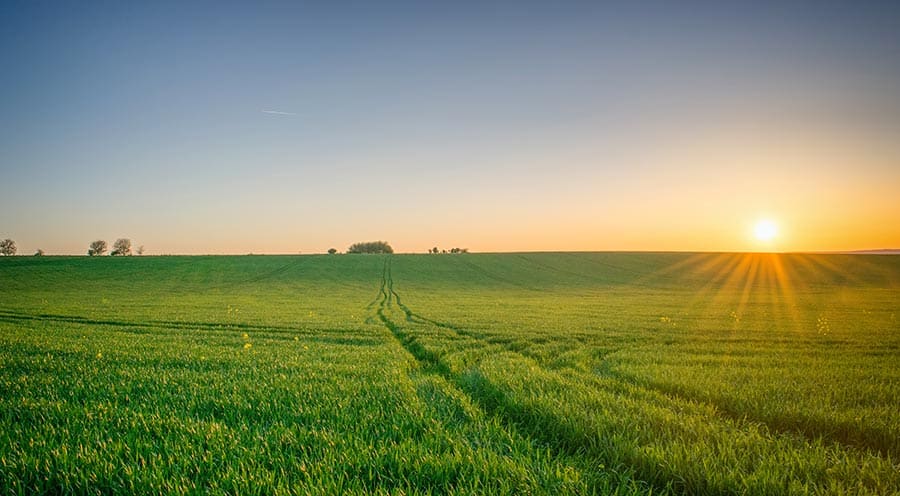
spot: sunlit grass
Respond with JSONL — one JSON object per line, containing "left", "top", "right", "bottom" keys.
{"left": 1, "top": 253, "right": 898, "bottom": 494}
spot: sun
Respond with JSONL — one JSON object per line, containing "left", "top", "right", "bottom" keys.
{"left": 754, "top": 219, "right": 778, "bottom": 242}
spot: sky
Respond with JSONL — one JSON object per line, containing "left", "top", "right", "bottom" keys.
{"left": 2, "top": 1, "right": 899, "bottom": 254}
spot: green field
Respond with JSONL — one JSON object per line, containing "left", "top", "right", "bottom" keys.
{"left": 1, "top": 253, "right": 899, "bottom": 494}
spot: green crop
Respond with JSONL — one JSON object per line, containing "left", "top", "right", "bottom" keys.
{"left": 1, "top": 253, "right": 898, "bottom": 494}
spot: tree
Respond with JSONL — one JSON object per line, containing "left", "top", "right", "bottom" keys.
{"left": 346, "top": 241, "right": 394, "bottom": 254}
{"left": 431, "top": 247, "right": 439, "bottom": 254}
{"left": 328, "top": 248, "right": 338, "bottom": 255}
{"left": 136, "top": 245, "right": 144, "bottom": 255}
{"left": 111, "top": 238, "right": 132, "bottom": 256}
{"left": 88, "top": 240, "right": 107, "bottom": 256}
{"left": 0, "top": 239, "right": 15, "bottom": 256}
{"left": 34, "top": 249, "right": 44, "bottom": 256}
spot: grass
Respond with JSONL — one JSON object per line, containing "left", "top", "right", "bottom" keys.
{"left": 1, "top": 252, "right": 898, "bottom": 494}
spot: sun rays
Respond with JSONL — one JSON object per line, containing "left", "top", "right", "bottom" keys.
{"left": 637, "top": 253, "right": 841, "bottom": 333}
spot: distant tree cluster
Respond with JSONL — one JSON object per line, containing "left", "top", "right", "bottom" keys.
{"left": 429, "top": 246, "right": 468, "bottom": 254}
{"left": 327, "top": 248, "right": 338, "bottom": 255}
{"left": 347, "top": 241, "right": 393, "bottom": 254}
{"left": 88, "top": 239, "right": 140, "bottom": 256}
{"left": 111, "top": 238, "right": 132, "bottom": 256}
{"left": 88, "top": 240, "right": 107, "bottom": 256}
{"left": 0, "top": 239, "right": 16, "bottom": 256}
{"left": 0, "top": 240, "right": 48, "bottom": 256}
{"left": 0, "top": 238, "right": 144, "bottom": 256}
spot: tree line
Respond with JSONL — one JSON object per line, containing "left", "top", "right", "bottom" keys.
{"left": 428, "top": 246, "right": 468, "bottom": 254}
{"left": 0, "top": 238, "right": 143, "bottom": 256}
{"left": 345, "top": 241, "right": 394, "bottom": 254}
{"left": 88, "top": 239, "right": 143, "bottom": 256}
{"left": 2, "top": 238, "right": 468, "bottom": 256}
{"left": 327, "top": 242, "right": 469, "bottom": 255}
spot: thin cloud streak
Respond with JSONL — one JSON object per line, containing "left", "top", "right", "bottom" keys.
{"left": 262, "top": 110, "right": 296, "bottom": 115}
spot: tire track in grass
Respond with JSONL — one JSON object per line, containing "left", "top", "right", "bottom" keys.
{"left": 366, "top": 257, "right": 390, "bottom": 310}
{"left": 384, "top": 258, "right": 897, "bottom": 461}
{"left": 381, "top": 259, "right": 900, "bottom": 495}
{"left": 0, "top": 309, "right": 311, "bottom": 335}
{"left": 383, "top": 277, "right": 899, "bottom": 463}
{"left": 403, "top": 276, "right": 900, "bottom": 461}
{"left": 375, "top": 257, "right": 450, "bottom": 377}
{"left": 372, "top": 257, "right": 659, "bottom": 495}
{"left": 380, "top": 262, "right": 661, "bottom": 489}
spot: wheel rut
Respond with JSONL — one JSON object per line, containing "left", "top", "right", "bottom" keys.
{"left": 369, "top": 256, "right": 660, "bottom": 495}
{"left": 366, "top": 256, "right": 881, "bottom": 495}
{"left": 375, "top": 257, "right": 450, "bottom": 376}
{"left": 380, "top": 259, "right": 885, "bottom": 463}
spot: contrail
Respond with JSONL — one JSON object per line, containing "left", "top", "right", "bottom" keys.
{"left": 262, "top": 110, "right": 296, "bottom": 115}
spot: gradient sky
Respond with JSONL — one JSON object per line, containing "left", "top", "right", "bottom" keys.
{"left": 2, "top": 1, "right": 899, "bottom": 254}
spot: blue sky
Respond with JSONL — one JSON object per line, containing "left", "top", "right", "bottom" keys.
{"left": 2, "top": 1, "right": 899, "bottom": 254}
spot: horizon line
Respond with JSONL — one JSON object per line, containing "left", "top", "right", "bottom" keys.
{"left": 4, "top": 248, "right": 899, "bottom": 257}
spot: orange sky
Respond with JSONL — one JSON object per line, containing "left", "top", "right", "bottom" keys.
{"left": 3, "top": 3, "right": 899, "bottom": 255}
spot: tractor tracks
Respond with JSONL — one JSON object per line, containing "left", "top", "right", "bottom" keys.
{"left": 374, "top": 257, "right": 450, "bottom": 376}
{"left": 368, "top": 256, "right": 663, "bottom": 494}
{"left": 365, "top": 256, "right": 890, "bottom": 494}
{"left": 378, "top": 260, "right": 893, "bottom": 461}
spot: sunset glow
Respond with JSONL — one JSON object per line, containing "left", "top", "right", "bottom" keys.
{"left": 1, "top": 3, "right": 898, "bottom": 254}
{"left": 754, "top": 220, "right": 778, "bottom": 243}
